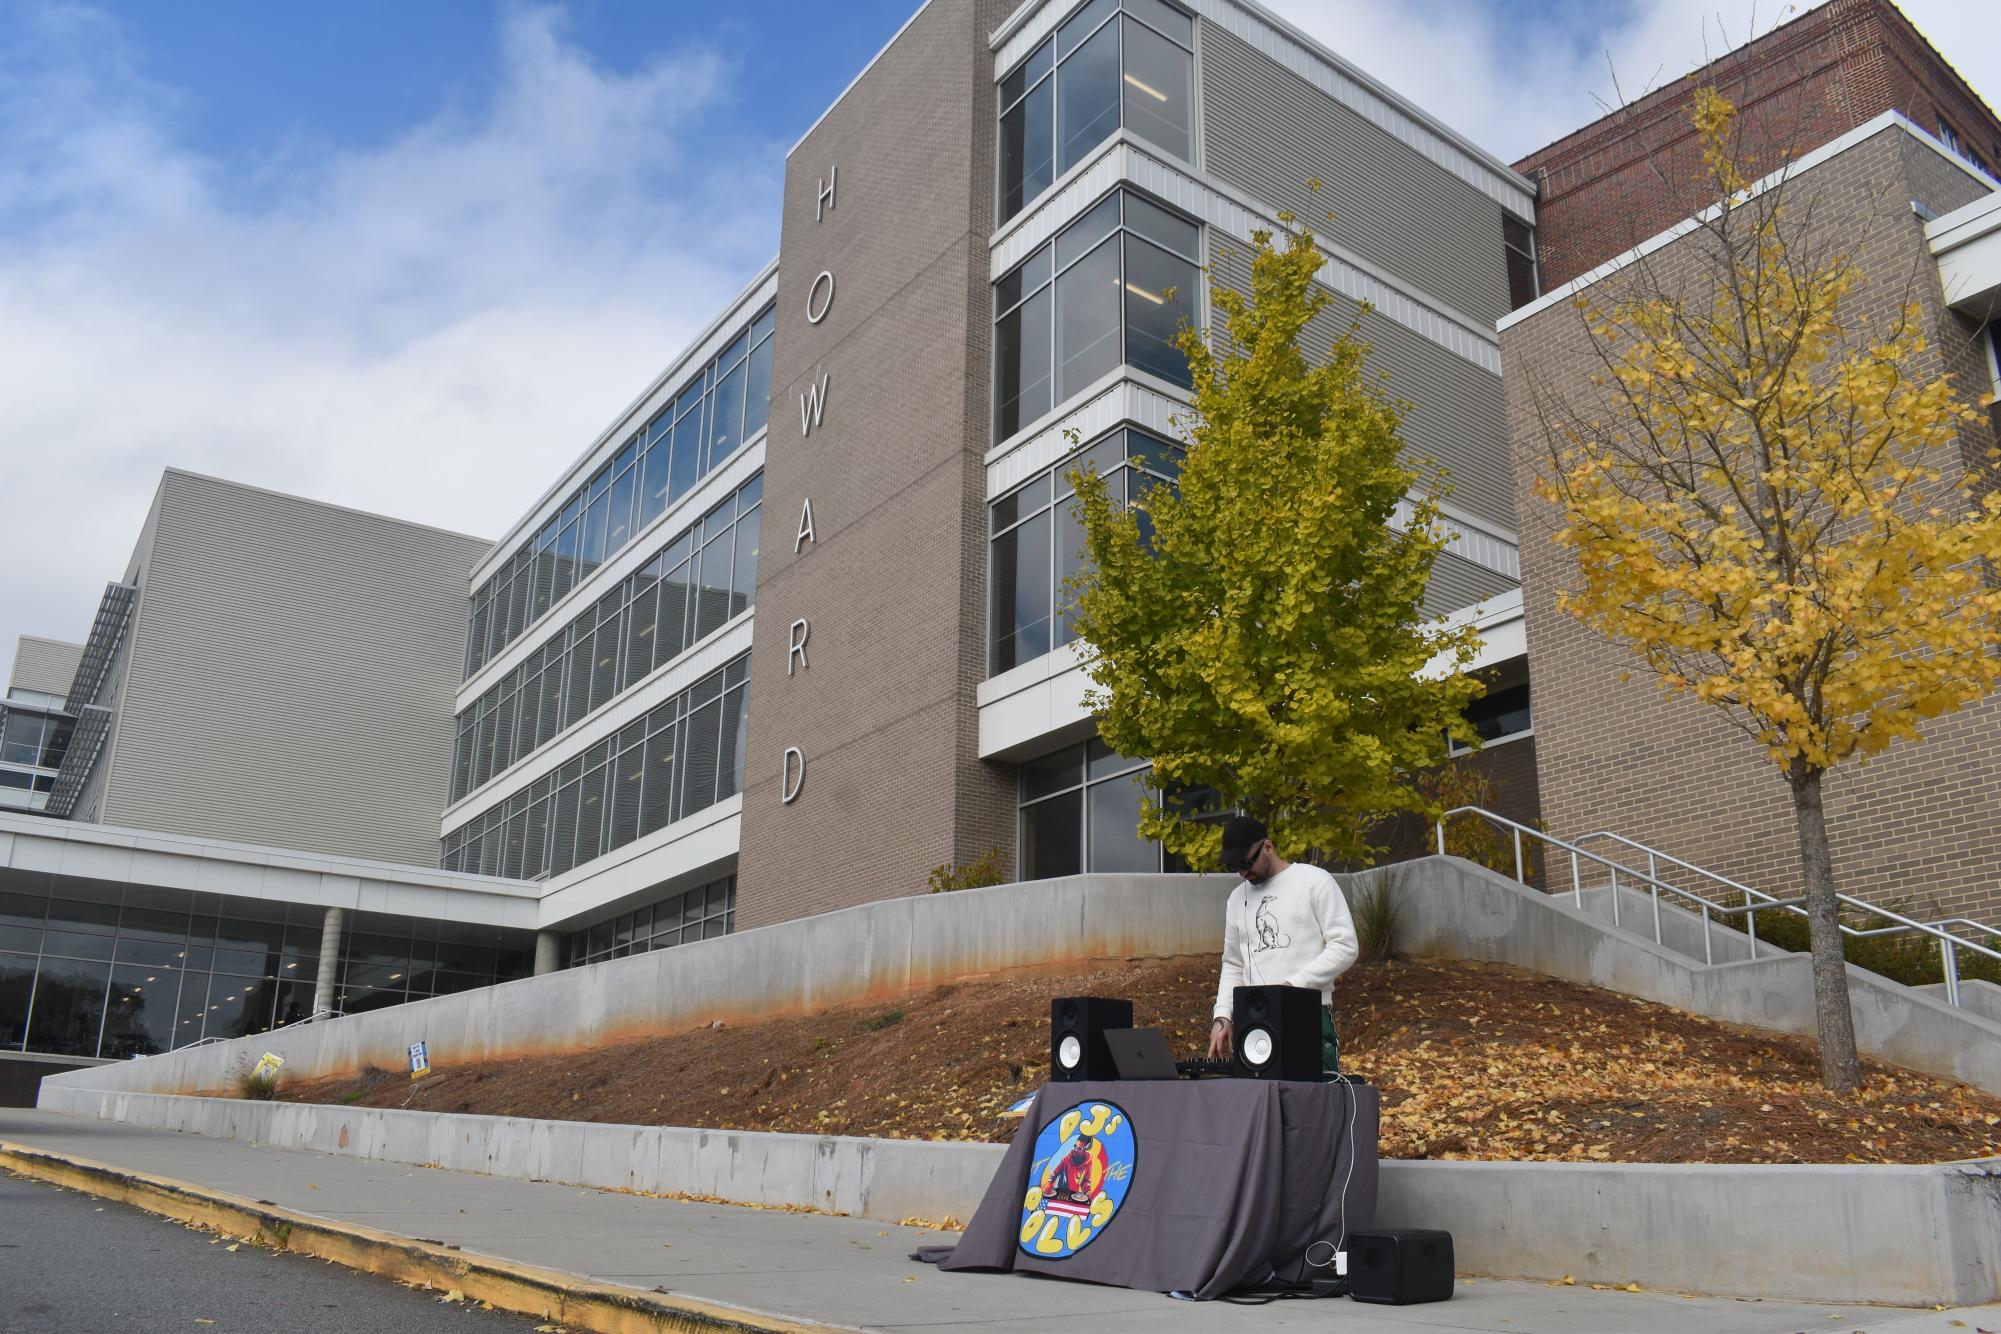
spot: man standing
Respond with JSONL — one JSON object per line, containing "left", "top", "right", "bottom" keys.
{"left": 1206, "top": 815, "right": 1359, "bottom": 1076}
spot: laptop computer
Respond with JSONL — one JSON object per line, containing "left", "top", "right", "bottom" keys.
{"left": 1103, "top": 1026, "right": 1180, "bottom": 1080}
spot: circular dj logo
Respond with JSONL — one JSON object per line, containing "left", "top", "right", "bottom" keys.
{"left": 1018, "top": 1100, "right": 1136, "bottom": 1259}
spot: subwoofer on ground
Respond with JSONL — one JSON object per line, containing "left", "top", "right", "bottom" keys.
{"left": 1347, "top": 1229, "right": 1454, "bottom": 1305}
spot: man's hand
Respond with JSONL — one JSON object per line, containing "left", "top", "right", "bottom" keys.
{"left": 1207, "top": 1017, "right": 1233, "bottom": 1060}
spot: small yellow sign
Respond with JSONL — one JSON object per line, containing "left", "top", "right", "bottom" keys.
{"left": 251, "top": 1052, "right": 284, "bottom": 1080}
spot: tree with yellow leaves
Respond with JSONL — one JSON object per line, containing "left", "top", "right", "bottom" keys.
{"left": 1534, "top": 87, "right": 2001, "bottom": 1091}
{"left": 1069, "top": 209, "right": 1482, "bottom": 869}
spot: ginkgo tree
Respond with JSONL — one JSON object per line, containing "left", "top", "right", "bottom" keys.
{"left": 1533, "top": 88, "right": 2001, "bottom": 1092}
{"left": 1068, "top": 205, "right": 1483, "bottom": 870}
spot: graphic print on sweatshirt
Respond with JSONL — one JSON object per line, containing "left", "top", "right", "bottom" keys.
{"left": 1253, "top": 895, "right": 1291, "bottom": 953}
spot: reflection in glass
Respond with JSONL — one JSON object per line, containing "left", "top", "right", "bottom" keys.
{"left": 28, "top": 957, "right": 110, "bottom": 1056}
{"left": 1056, "top": 237, "right": 1122, "bottom": 400}
{"left": 1022, "top": 796, "right": 1084, "bottom": 879}
{"left": 1057, "top": 19, "right": 1120, "bottom": 174}
{"left": 994, "top": 288, "right": 1053, "bottom": 440}
{"left": 0, "top": 952, "right": 34, "bottom": 1049}
{"left": 1089, "top": 772, "right": 1158, "bottom": 873}
{"left": 990, "top": 511, "right": 1052, "bottom": 672}
{"left": 999, "top": 77, "right": 1054, "bottom": 223}
{"left": 1123, "top": 237, "right": 1198, "bottom": 386}
{"left": 1120, "top": 16, "right": 1191, "bottom": 159}
{"left": 101, "top": 963, "right": 180, "bottom": 1057}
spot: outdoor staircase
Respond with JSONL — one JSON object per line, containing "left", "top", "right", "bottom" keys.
{"left": 1437, "top": 807, "right": 2001, "bottom": 1014}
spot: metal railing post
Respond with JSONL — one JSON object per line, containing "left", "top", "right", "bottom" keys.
{"left": 1437, "top": 807, "right": 2001, "bottom": 990}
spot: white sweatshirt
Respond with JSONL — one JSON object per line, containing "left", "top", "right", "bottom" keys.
{"left": 1212, "top": 862, "right": 1360, "bottom": 1020}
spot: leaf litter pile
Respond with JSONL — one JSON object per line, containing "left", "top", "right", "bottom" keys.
{"left": 278, "top": 955, "right": 2001, "bottom": 1165}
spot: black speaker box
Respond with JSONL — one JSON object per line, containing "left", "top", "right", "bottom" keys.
{"left": 1230, "top": 984, "right": 1323, "bottom": 1080}
{"left": 1049, "top": 996, "right": 1132, "bottom": 1082}
{"left": 1348, "top": 1229, "right": 1454, "bottom": 1305}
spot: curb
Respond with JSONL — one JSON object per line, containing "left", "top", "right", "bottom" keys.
{"left": 0, "top": 1141, "right": 847, "bottom": 1334}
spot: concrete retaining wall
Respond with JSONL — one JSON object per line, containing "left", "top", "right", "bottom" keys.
{"left": 1372, "top": 1152, "right": 2001, "bottom": 1307}
{"left": 1920, "top": 978, "right": 2001, "bottom": 1025}
{"left": 32, "top": 1085, "right": 1005, "bottom": 1230}
{"left": 1355, "top": 859, "right": 2001, "bottom": 1094}
{"left": 38, "top": 872, "right": 1234, "bottom": 1098}
{"left": 33, "top": 1087, "right": 1999, "bottom": 1307}
{"left": 40, "top": 859, "right": 2001, "bottom": 1103}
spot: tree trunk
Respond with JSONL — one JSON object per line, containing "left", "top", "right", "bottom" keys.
{"left": 1787, "top": 765, "right": 1862, "bottom": 1092}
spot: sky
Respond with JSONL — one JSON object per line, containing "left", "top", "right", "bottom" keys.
{"left": 1, "top": 0, "right": 1998, "bottom": 665}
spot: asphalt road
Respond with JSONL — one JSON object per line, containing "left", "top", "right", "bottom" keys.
{"left": 0, "top": 1170, "right": 557, "bottom": 1333}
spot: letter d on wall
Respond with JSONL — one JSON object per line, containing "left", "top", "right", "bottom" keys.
{"left": 781, "top": 746, "right": 806, "bottom": 805}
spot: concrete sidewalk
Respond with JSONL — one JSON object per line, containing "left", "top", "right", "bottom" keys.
{"left": 2, "top": 1108, "right": 1992, "bottom": 1334}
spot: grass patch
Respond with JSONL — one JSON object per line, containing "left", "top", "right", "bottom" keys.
{"left": 1350, "top": 867, "right": 1407, "bottom": 965}
{"left": 231, "top": 1059, "right": 282, "bottom": 1102}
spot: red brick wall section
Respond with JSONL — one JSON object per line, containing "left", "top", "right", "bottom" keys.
{"left": 1503, "top": 128, "right": 2001, "bottom": 926}
{"left": 1516, "top": 0, "right": 2001, "bottom": 289}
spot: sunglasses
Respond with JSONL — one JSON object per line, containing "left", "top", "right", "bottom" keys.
{"left": 1227, "top": 841, "right": 1265, "bottom": 874}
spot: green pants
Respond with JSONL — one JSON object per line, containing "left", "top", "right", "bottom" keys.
{"left": 1321, "top": 1007, "right": 1341, "bottom": 1077}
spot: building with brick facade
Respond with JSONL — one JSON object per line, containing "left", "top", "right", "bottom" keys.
{"left": 1515, "top": 0, "right": 2001, "bottom": 292}
{"left": 8, "top": 0, "right": 1559, "bottom": 1065}
{"left": 1501, "top": 8, "right": 2001, "bottom": 923}
{"left": 434, "top": 0, "right": 1542, "bottom": 938}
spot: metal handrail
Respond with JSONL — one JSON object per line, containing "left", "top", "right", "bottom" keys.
{"left": 1434, "top": 806, "right": 2001, "bottom": 1008}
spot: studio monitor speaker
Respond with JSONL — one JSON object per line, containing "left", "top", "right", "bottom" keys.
{"left": 1049, "top": 996, "right": 1133, "bottom": 1082}
{"left": 1230, "top": 984, "right": 1323, "bottom": 1080}
{"left": 1347, "top": 1229, "right": 1454, "bottom": 1305}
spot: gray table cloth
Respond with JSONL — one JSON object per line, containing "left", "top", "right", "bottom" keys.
{"left": 938, "top": 1078, "right": 1379, "bottom": 1299}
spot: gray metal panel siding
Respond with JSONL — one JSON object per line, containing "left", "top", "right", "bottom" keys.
{"left": 1423, "top": 549, "right": 1518, "bottom": 617}
{"left": 1201, "top": 25, "right": 1514, "bottom": 329}
{"left": 8, "top": 637, "right": 82, "bottom": 697}
{"left": 1211, "top": 249, "right": 1516, "bottom": 533}
{"left": 99, "top": 471, "right": 489, "bottom": 866}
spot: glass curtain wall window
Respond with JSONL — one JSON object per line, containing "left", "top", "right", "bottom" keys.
{"left": 0, "top": 710, "right": 72, "bottom": 769}
{"left": 0, "top": 881, "right": 527, "bottom": 1059}
{"left": 464, "top": 305, "right": 774, "bottom": 678}
{"left": 989, "top": 425, "right": 1181, "bottom": 673}
{"left": 1018, "top": 739, "right": 1170, "bottom": 879}
{"left": 562, "top": 877, "right": 736, "bottom": 968}
{"left": 449, "top": 477, "right": 761, "bottom": 803}
{"left": 1448, "top": 665, "right": 1533, "bottom": 755}
{"left": 994, "top": 188, "right": 1200, "bottom": 440}
{"left": 997, "top": 0, "right": 1195, "bottom": 224}
{"left": 440, "top": 653, "right": 750, "bottom": 881}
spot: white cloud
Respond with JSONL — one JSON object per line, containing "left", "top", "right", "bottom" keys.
{"left": 0, "top": 3, "right": 780, "bottom": 660}
{"left": 1259, "top": 0, "right": 2001, "bottom": 165}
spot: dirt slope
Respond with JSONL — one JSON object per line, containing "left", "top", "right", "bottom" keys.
{"left": 277, "top": 955, "right": 2001, "bottom": 1164}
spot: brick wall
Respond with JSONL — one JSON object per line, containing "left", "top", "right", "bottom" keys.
{"left": 1504, "top": 126, "right": 2001, "bottom": 926}
{"left": 1516, "top": 0, "right": 2001, "bottom": 289}
{"left": 1370, "top": 738, "right": 1545, "bottom": 878}
{"left": 734, "top": 0, "right": 1017, "bottom": 928}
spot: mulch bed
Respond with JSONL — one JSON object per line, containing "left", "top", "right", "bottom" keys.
{"left": 274, "top": 954, "right": 2001, "bottom": 1164}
